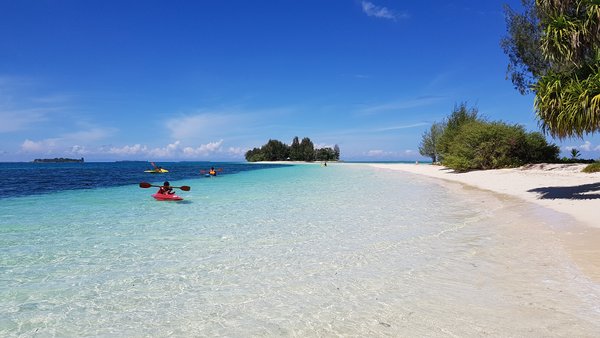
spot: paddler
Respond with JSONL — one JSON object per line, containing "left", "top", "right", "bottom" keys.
{"left": 158, "top": 181, "right": 175, "bottom": 195}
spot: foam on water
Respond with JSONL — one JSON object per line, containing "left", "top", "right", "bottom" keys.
{"left": 1, "top": 164, "right": 599, "bottom": 336}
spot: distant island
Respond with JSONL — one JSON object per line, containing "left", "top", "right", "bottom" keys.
{"left": 32, "top": 157, "right": 85, "bottom": 163}
{"left": 246, "top": 136, "right": 340, "bottom": 162}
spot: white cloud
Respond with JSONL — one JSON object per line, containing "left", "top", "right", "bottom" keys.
{"left": 314, "top": 143, "right": 335, "bottom": 149}
{"left": 108, "top": 144, "right": 149, "bottom": 155}
{"left": 579, "top": 141, "right": 592, "bottom": 151}
{"left": 361, "top": 1, "right": 406, "bottom": 20}
{"left": 21, "top": 138, "right": 58, "bottom": 153}
{"left": 595, "top": 145, "right": 600, "bottom": 151}
{"left": 19, "top": 127, "right": 117, "bottom": 155}
{"left": 564, "top": 140, "right": 593, "bottom": 152}
{"left": 358, "top": 96, "right": 443, "bottom": 115}
{"left": 69, "top": 145, "right": 88, "bottom": 155}
{"left": 182, "top": 140, "right": 224, "bottom": 157}
{"left": 366, "top": 149, "right": 390, "bottom": 157}
{"left": 166, "top": 113, "right": 243, "bottom": 140}
{"left": 0, "top": 108, "right": 52, "bottom": 133}
{"left": 227, "top": 147, "right": 247, "bottom": 156}
{"left": 366, "top": 149, "right": 417, "bottom": 159}
{"left": 375, "top": 123, "right": 429, "bottom": 132}
{"left": 147, "top": 141, "right": 181, "bottom": 158}
{"left": 104, "top": 140, "right": 233, "bottom": 159}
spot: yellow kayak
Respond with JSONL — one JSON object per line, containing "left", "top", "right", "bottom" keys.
{"left": 144, "top": 168, "right": 169, "bottom": 173}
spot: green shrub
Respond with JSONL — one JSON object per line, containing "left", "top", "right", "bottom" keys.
{"left": 523, "top": 132, "right": 560, "bottom": 163}
{"left": 442, "top": 121, "right": 559, "bottom": 171}
{"left": 582, "top": 162, "right": 600, "bottom": 173}
{"left": 437, "top": 103, "right": 481, "bottom": 158}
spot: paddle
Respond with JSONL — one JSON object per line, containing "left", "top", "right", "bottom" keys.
{"left": 139, "top": 182, "right": 191, "bottom": 191}
{"left": 149, "top": 162, "right": 167, "bottom": 172}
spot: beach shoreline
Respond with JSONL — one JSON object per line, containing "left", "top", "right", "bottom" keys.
{"left": 255, "top": 160, "right": 600, "bottom": 280}
{"left": 342, "top": 162, "right": 600, "bottom": 229}
{"left": 254, "top": 161, "right": 599, "bottom": 229}
{"left": 359, "top": 162, "right": 600, "bottom": 282}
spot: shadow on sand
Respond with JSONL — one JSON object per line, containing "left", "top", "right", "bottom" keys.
{"left": 528, "top": 183, "right": 600, "bottom": 200}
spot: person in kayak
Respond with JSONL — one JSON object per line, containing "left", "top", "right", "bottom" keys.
{"left": 209, "top": 167, "right": 217, "bottom": 176}
{"left": 158, "top": 181, "right": 175, "bottom": 195}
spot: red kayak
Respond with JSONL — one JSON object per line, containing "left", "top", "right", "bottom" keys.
{"left": 152, "top": 193, "right": 183, "bottom": 201}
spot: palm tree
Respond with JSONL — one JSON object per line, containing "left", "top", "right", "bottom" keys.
{"left": 570, "top": 148, "right": 581, "bottom": 160}
{"left": 503, "top": 0, "right": 600, "bottom": 139}
{"left": 533, "top": 0, "right": 600, "bottom": 138}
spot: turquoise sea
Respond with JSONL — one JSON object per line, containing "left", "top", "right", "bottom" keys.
{"left": 1, "top": 163, "right": 600, "bottom": 336}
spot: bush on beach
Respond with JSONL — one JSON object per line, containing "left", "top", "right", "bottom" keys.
{"left": 420, "top": 103, "right": 560, "bottom": 172}
{"left": 582, "top": 162, "right": 600, "bottom": 173}
{"left": 442, "top": 121, "right": 559, "bottom": 171}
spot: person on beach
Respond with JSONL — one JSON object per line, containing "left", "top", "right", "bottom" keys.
{"left": 158, "top": 181, "right": 174, "bottom": 195}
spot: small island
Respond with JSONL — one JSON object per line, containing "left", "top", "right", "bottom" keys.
{"left": 245, "top": 136, "right": 340, "bottom": 162}
{"left": 32, "top": 157, "right": 85, "bottom": 163}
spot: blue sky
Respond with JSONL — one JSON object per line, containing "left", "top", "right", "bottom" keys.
{"left": 1, "top": 0, "right": 599, "bottom": 161}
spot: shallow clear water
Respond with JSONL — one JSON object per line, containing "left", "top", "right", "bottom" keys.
{"left": 1, "top": 164, "right": 599, "bottom": 336}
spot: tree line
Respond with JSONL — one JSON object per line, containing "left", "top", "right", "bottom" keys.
{"left": 245, "top": 137, "right": 340, "bottom": 162}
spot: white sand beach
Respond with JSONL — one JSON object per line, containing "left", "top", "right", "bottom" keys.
{"left": 365, "top": 162, "right": 600, "bottom": 281}
{"left": 366, "top": 163, "right": 600, "bottom": 229}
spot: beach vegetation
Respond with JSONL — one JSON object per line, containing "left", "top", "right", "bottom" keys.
{"left": 419, "top": 122, "right": 444, "bottom": 163}
{"left": 502, "top": 0, "right": 600, "bottom": 138}
{"left": 436, "top": 103, "right": 481, "bottom": 159}
{"left": 300, "top": 137, "right": 315, "bottom": 162}
{"left": 558, "top": 156, "right": 595, "bottom": 163}
{"left": 582, "top": 162, "right": 600, "bottom": 173}
{"left": 442, "top": 121, "right": 559, "bottom": 171}
{"left": 315, "top": 147, "right": 337, "bottom": 161}
{"left": 289, "top": 136, "right": 302, "bottom": 161}
{"left": 245, "top": 137, "right": 340, "bottom": 162}
{"left": 570, "top": 148, "right": 581, "bottom": 160}
{"left": 428, "top": 103, "right": 560, "bottom": 171}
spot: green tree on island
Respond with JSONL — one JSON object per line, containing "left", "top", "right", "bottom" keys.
{"left": 289, "top": 136, "right": 301, "bottom": 161}
{"left": 334, "top": 144, "right": 341, "bottom": 160}
{"left": 245, "top": 137, "right": 340, "bottom": 162}
{"left": 300, "top": 137, "right": 315, "bottom": 161}
{"left": 501, "top": 0, "right": 600, "bottom": 138}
